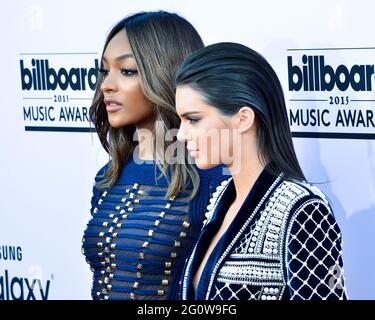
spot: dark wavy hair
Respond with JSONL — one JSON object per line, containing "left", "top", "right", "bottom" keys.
{"left": 175, "top": 42, "right": 306, "bottom": 182}
{"left": 90, "top": 11, "right": 204, "bottom": 198}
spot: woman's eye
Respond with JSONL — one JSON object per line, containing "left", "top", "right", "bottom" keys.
{"left": 121, "top": 69, "right": 138, "bottom": 76}
{"left": 187, "top": 118, "right": 200, "bottom": 124}
{"left": 99, "top": 68, "right": 109, "bottom": 79}
{"left": 99, "top": 68, "right": 138, "bottom": 79}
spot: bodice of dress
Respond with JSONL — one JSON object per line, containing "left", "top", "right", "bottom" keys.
{"left": 181, "top": 169, "right": 347, "bottom": 300}
{"left": 82, "top": 157, "right": 227, "bottom": 300}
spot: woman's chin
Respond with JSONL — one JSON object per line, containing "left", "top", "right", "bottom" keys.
{"left": 108, "top": 118, "right": 132, "bottom": 129}
{"left": 195, "top": 159, "right": 218, "bottom": 170}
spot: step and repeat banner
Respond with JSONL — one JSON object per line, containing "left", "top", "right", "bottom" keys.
{"left": 1, "top": 0, "right": 374, "bottom": 299}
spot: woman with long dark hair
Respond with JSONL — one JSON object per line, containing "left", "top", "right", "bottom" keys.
{"left": 175, "top": 42, "right": 347, "bottom": 300}
{"left": 81, "top": 11, "right": 226, "bottom": 300}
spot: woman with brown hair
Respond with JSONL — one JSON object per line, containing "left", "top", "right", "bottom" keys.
{"left": 81, "top": 11, "right": 226, "bottom": 300}
{"left": 175, "top": 42, "right": 347, "bottom": 300}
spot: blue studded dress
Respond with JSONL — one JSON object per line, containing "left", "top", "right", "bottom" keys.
{"left": 82, "top": 156, "right": 227, "bottom": 300}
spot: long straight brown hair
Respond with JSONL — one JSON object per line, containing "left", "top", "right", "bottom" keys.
{"left": 90, "top": 11, "right": 204, "bottom": 198}
{"left": 176, "top": 42, "right": 306, "bottom": 182}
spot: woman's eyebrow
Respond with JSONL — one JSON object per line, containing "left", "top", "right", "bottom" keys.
{"left": 180, "top": 111, "right": 202, "bottom": 117}
{"left": 102, "top": 53, "right": 134, "bottom": 63}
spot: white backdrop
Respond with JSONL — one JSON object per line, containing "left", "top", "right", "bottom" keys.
{"left": 0, "top": 0, "right": 374, "bottom": 299}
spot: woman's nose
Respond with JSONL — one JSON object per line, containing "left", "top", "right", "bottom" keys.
{"left": 177, "top": 123, "right": 190, "bottom": 142}
{"left": 100, "top": 72, "right": 117, "bottom": 93}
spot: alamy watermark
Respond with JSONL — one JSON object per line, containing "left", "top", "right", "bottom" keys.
{"left": 132, "top": 122, "right": 243, "bottom": 174}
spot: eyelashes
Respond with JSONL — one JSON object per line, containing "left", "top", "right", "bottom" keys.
{"left": 98, "top": 68, "right": 109, "bottom": 78}
{"left": 120, "top": 68, "right": 138, "bottom": 76}
{"left": 98, "top": 68, "right": 138, "bottom": 79}
{"left": 186, "top": 117, "right": 201, "bottom": 124}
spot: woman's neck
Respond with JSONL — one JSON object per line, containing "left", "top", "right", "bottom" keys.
{"left": 135, "top": 126, "right": 155, "bottom": 161}
{"left": 230, "top": 161, "right": 264, "bottom": 203}
{"left": 227, "top": 134, "right": 265, "bottom": 202}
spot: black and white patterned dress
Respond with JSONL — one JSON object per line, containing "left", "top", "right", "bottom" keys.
{"left": 181, "top": 168, "right": 347, "bottom": 300}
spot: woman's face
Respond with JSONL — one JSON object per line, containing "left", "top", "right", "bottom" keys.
{"left": 100, "top": 29, "right": 154, "bottom": 129}
{"left": 176, "top": 85, "right": 239, "bottom": 169}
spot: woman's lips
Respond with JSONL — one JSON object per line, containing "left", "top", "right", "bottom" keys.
{"left": 104, "top": 98, "right": 123, "bottom": 112}
{"left": 106, "top": 104, "right": 123, "bottom": 112}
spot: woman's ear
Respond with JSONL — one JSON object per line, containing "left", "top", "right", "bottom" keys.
{"left": 233, "top": 106, "right": 255, "bottom": 133}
